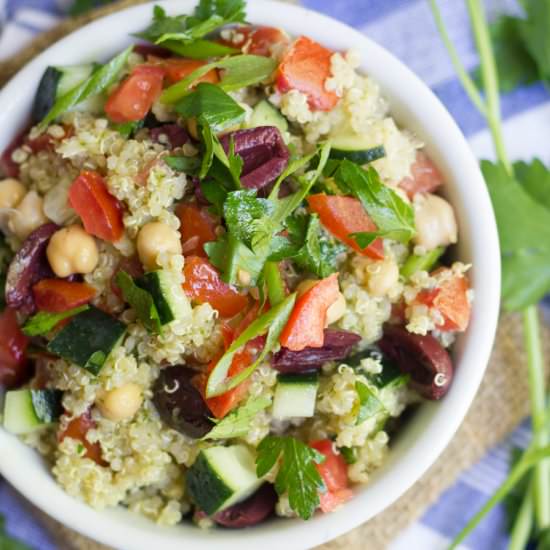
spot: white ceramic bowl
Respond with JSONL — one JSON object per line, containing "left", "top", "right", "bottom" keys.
{"left": 0, "top": 2, "right": 500, "bottom": 548}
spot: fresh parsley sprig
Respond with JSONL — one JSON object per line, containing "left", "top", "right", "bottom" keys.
{"left": 23, "top": 305, "right": 90, "bottom": 336}
{"left": 429, "top": 1, "right": 550, "bottom": 548}
{"left": 256, "top": 435, "right": 326, "bottom": 520}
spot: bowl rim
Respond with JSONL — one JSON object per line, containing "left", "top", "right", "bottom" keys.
{"left": 0, "top": 1, "right": 501, "bottom": 548}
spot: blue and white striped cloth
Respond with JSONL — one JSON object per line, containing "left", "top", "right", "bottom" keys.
{"left": 0, "top": 0, "right": 548, "bottom": 548}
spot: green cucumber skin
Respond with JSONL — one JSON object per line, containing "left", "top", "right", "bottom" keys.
{"left": 277, "top": 372, "right": 319, "bottom": 386}
{"left": 138, "top": 272, "right": 176, "bottom": 325}
{"left": 186, "top": 452, "right": 234, "bottom": 515}
{"left": 330, "top": 145, "right": 386, "bottom": 164}
{"left": 47, "top": 306, "right": 126, "bottom": 375}
{"left": 31, "top": 389, "right": 63, "bottom": 423}
{"left": 32, "top": 67, "right": 62, "bottom": 124}
{"left": 401, "top": 246, "right": 445, "bottom": 279}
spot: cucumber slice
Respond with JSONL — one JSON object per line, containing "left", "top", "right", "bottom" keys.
{"left": 32, "top": 64, "right": 95, "bottom": 124}
{"left": 47, "top": 306, "right": 126, "bottom": 375}
{"left": 248, "top": 100, "right": 288, "bottom": 135}
{"left": 330, "top": 145, "right": 386, "bottom": 165}
{"left": 186, "top": 445, "right": 263, "bottom": 515}
{"left": 3, "top": 389, "right": 62, "bottom": 434}
{"left": 272, "top": 372, "right": 319, "bottom": 419}
{"left": 401, "top": 246, "right": 445, "bottom": 279}
{"left": 138, "top": 270, "right": 191, "bottom": 325}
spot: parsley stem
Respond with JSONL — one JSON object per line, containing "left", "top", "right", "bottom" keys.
{"left": 427, "top": 0, "right": 487, "bottom": 117}
{"left": 508, "top": 481, "right": 534, "bottom": 550}
{"left": 523, "top": 305, "right": 550, "bottom": 528}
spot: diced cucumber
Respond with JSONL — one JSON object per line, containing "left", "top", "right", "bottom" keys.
{"left": 138, "top": 270, "right": 191, "bottom": 325}
{"left": 3, "top": 389, "right": 62, "bottom": 434}
{"left": 329, "top": 120, "right": 386, "bottom": 164}
{"left": 32, "top": 64, "right": 95, "bottom": 123}
{"left": 401, "top": 246, "right": 445, "bottom": 279}
{"left": 272, "top": 372, "right": 319, "bottom": 419}
{"left": 47, "top": 306, "right": 126, "bottom": 375}
{"left": 248, "top": 100, "right": 288, "bottom": 135}
{"left": 186, "top": 445, "right": 263, "bottom": 515}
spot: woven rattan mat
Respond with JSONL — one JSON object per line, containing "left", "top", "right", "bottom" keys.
{"left": 0, "top": 3, "right": 542, "bottom": 548}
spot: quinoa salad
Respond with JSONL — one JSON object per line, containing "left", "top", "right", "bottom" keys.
{"left": 0, "top": 0, "right": 473, "bottom": 529}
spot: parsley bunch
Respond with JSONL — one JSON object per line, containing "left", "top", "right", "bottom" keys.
{"left": 429, "top": 1, "right": 550, "bottom": 548}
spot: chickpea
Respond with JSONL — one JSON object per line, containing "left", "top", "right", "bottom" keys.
{"left": 325, "top": 292, "right": 346, "bottom": 326}
{"left": 187, "top": 118, "right": 199, "bottom": 140}
{"left": 8, "top": 191, "right": 49, "bottom": 240}
{"left": 137, "top": 222, "right": 182, "bottom": 271}
{"left": 413, "top": 193, "right": 457, "bottom": 251}
{"left": 97, "top": 383, "right": 143, "bottom": 421}
{"left": 0, "top": 178, "right": 26, "bottom": 209}
{"left": 47, "top": 225, "right": 99, "bottom": 277}
{"left": 367, "top": 259, "right": 399, "bottom": 297}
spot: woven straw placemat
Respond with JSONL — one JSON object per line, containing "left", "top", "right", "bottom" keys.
{"left": 0, "top": 3, "right": 542, "bottom": 548}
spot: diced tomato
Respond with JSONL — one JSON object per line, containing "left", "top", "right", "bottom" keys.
{"left": 176, "top": 202, "right": 219, "bottom": 257}
{"left": 111, "top": 255, "right": 145, "bottom": 298}
{"left": 310, "top": 439, "right": 352, "bottom": 513}
{"left": 68, "top": 171, "right": 124, "bottom": 242}
{"left": 0, "top": 308, "right": 30, "bottom": 388}
{"left": 399, "top": 152, "right": 444, "bottom": 198}
{"left": 202, "top": 345, "right": 254, "bottom": 419}
{"left": 32, "top": 279, "right": 96, "bottom": 313}
{"left": 163, "top": 58, "right": 219, "bottom": 85}
{"left": 244, "top": 26, "right": 290, "bottom": 56}
{"left": 183, "top": 256, "right": 249, "bottom": 318}
{"left": 105, "top": 64, "right": 165, "bottom": 123}
{"left": 276, "top": 36, "right": 339, "bottom": 111}
{"left": 416, "top": 268, "right": 471, "bottom": 332}
{"left": 307, "top": 194, "right": 384, "bottom": 259}
{"left": 279, "top": 274, "right": 339, "bottom": 351}
{"left": 59, "top": 410, "right": 105, "bottom": 465}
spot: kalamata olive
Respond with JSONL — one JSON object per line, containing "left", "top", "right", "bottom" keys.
{"left": 152, "top": 366, "right": 214, "bottom": 438}
{"left": 133, "top": 43, "right": 173, "bottom": 59}
{"left": 272, "top": 329, "right": 361, "bottom": 373}
{"left": 220, "top": 127, "right": 289, "bottom": 191}
{"left": 213, "top": 484, "right": 277, "bottom": 528}
{"left": 5, "top": 223, "right": 58, "bottom": 314}
{"left": 378, "top": 325, "right": 453, "bottom": 400}
{"left": 150, "top": 124, "right": 189, "bottom": 148}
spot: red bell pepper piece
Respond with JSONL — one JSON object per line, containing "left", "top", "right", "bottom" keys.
{"left": 59, "top": 409, "right": 106, "bottom": 465}
{"left": 32, "top": 279, "right": 96, "bottom": 313}
{"left": 279, "top": 273, "right": 340, "bottom": 352}
{"left": 0, "top": 308, "right": 30, "bottom": 388}
{"left": 163, "top": 58, "right": 219, "bottom": 85}
{"left": 176, "top": 202, "right": 219, "bottom": 257}
{"left": 105, "top": 64, "right": 165, "bottom": 123}
{"left": 416, "top": 268, "right": 471, "bottom": 332}
{"left": 307, "top": 194, "right": 384, "bottom": 259}
{"left": 183, "top": 256, "right": 249, "bottom": 318}
{"left": 68, "top": 170, "right": 124, "bottom": 242}
{"left": 310, "top": 439, "right": 353, "bottom": 513}
{"left": 276, "top": 36, "right": 339, "bottom": 111}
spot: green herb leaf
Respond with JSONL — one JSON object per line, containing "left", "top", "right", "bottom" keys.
{"left": 224, "top": 189, "right": 274, "bottom": 247}
{"left": 401, "top": 246, "right": 445, "bottom": 279}
{"left": 113, "top": 119, "right": 144, "bottom": 138}
{"left": 164, "top": 155, "right": 201, "bottom": 175}
{"left": 200, "top": 179, "right": 229, "bottom": 215}
{"left": 263, "top": 261, "right": 286, "bottom": 307}
{"left": 176, "top": 82, "right": 245, "bottom": 132}
{"left": 340, "top": 446, "right": 358, "bottom": 465}
{"left": 193, "top": 0, "right": 246, "bottom": 22}
{"left": 161, "top": 39, "right": 238, "bottom": 59}
{"left": 519, "top": 0, "right": 550, "bottom": 84}
{"left": 206, "top": 292, "right": 296, "bottom": 397}
{"left": 256, "top": 435, "right": 326, "bottom": 520}
{"left": 115, "top": 271, "right": 162, "bottom": 333}
{"left": 38, "top": 46, "right": 132, "bottom": 130}
{"left": 481, "top": 160, "right": 550, "bottom": 311}
{"left": 161, "top": 55, "right": 277, "bottom": 104}
{"left": 335, "top": 160, "right": 415, "bottom": 246}
{"left": 354, "top": 381, "right": 385, "bottom": 425}
{"left": 514, "top": 158, "right": 550, "bottom": 211}
{"left": 135, "top": 5, "right": 188, "bottom": 42}
{"left": 202, "top": 396, "right": 271, "bottom": 440}
{"left": 22, "top": 305, "right": 90, "bottom": 337}
{"left": 474, "top": 16, "right": 539, "bottom": 92}
{"left": 155, "top": 15, "right": 224, "bottom": 45}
